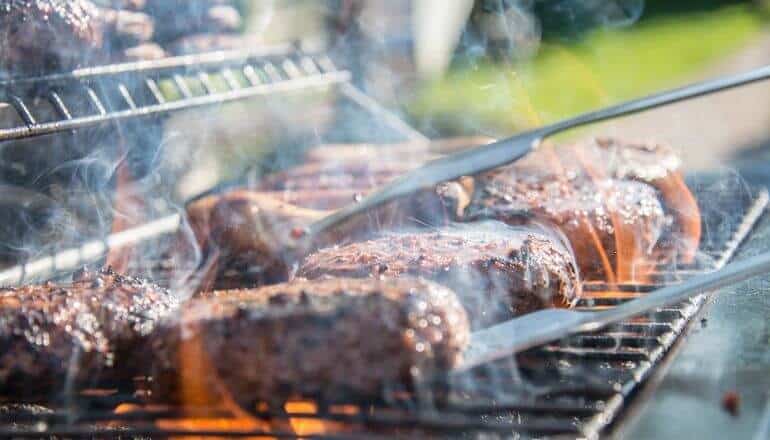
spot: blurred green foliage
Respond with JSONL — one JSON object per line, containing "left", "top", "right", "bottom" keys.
{"left": 409, "top": 4, "right": 765, "bottom": 135}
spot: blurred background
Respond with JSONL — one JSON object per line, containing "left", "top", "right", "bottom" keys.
{"left": 168, "top": 0, "right": 770, "bottom": 199}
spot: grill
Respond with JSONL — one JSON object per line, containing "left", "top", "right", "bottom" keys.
{"left": 0, "top": 47, "right": 767, "bottom": 439}
{"left": 0, "top": 43, "right": 426, "bottom": 145}
{"left": 0, "top": 176, "right": 765, "bottom": 439}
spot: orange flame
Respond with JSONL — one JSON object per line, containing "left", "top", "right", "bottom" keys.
{"left": 146, "top": 308, "right": 349, "bottom": 438}
{"left": 540, "top": 145, "right": 618, "bottom": 284}
{"left": 157, "top": 322, "right": 272, "bottom": 439}
{"left": 572, "top": 147, "right": 645, "bottom": 283}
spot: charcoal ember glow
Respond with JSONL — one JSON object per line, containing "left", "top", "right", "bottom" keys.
{"left": 297, "top": 221, "right": 582, "bottom": 326}
{"left": 147, "top": 277, "right": 469, "bottom": 405}
{"left": 0, "top": 267, "right": 178, "bottom": 400}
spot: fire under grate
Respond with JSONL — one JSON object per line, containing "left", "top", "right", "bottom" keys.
{"left": 0, "top": 173, "right": 766, "bottom": 439}
{"left": 0, "top": 40, "right": 766, "bottom": 440}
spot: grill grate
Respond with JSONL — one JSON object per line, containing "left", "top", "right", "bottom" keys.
{"left": 0, "top": 45, "right": 351, "bottom": 143}
{"left": 0, "top": 177, "right": 766, "bottom": 439}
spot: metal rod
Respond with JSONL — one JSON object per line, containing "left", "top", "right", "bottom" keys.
{"left": 262, "top": 62, "right": 284, "bottom": 82}
{"left": 144, "top": 78, "right": 166, "bottom": 104}
{"left": 47, "top": 91, "right": 73, "bottom": 119}
{"left": 172, "top": 74, "right": 194, "bottom": 99}
{"left": 85, "top": 87, "right": 107, "bottom": 115}
{"left": 282, "top": 59, "right": 303, "bottom": 79}
{"left": 303, "top": 65, "right": 770, "bottom": 250}
{"left": 0, "top": 45, "right": 297, "bottom": 87}
{"left": 241, "top": 64, "right": 262, "bottom": 86}
{"left": 9, "top": 95, "right": 36, "bottom": 126}
{"left": 0, "top": 71, "right": 351, "bottom": 142}
{"left": 197, "top": 71, "right": 216, "bottom": 94}
{"left": 0, "top": 214, "right": 181, "bottom": 286}
{"left": 117, "top": 83, "right": 137, "bottom": 110}
{"left": 221, "top": 68, "right": 241, "bottom": 90}
{"left": 300, "top": 56, "right": 322, "bottom": 74}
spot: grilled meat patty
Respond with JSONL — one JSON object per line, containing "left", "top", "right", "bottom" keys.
{"left": 473, "top": 174, "right": 666, "bottom": 282}
{"left": 0, "top": 0, "right": 243, "bottom": 75}
{"left": 148, "top": 277, "right": 469, "bottom": 404}
{"left": 178, "top": 141, "right": 471, "bottom": 290}
{"left": 0, "top": 0, "right": 105, "bottom": 74}
{"left": 0, "top": 0, "right": 166, "bottom": 74}
{"left": 297, "top": 221, "right": 581, "bottom": 326}
{"left": 0, "top": 267, "right": 178, "bottom": 400}
{"left": 566, "top": 137, "right": 701, "bottom": 262}
{"left": 471, "top": 137, "right": 697, "bottom": 281}
{"left": 201, "top": 186, "right": 461, "bottom": 290}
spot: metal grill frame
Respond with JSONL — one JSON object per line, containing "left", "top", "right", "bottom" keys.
{"left": 0, "top": 44, "right": 427, "bottom": 145}
{"left": 0, "top": 184, "right": 765, "bottom": 439}
{"left": 0, "top": 47, "right": 767, "bottom": 439}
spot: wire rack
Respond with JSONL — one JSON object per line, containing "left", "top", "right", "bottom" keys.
{"left": 0, "top": 40, "right": 766, "bottom": 439}
{"left": 0, "top": 174, "right": 765, "bottom": 439}
{"left": 0, "top": 44, "right": 425, "bottom": 145}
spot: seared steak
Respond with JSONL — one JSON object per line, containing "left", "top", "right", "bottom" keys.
{"left": 0, "top": 0, "right": 105, "bottom": 74}
{"left": 148, "top": 277, "right": 469, "bottom": 404}
{"left": 297, "top": 221, "right": 581, "bottom": 326}
{"left": 201, "top": 187, "right": 461, "bottom": 289}
{"left": 0, "top": 267, "right": 178, "bottom": 400}
{"left": 473, "top": 174, "right": 666, "bottom": 281}
{"left": 566, "top": 137, "right": 701, "bottom": 262}
{"left": 471, "top": 137, "right": 698, "bottom": 281}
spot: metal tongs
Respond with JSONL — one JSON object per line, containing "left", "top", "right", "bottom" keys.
{"left": 459, "top": 250, "right": 770, "bottom": 371}
{"left": 294, "top": 64, "right": 770, "bottom": 253}
{"left": 292, "top": 64, "right": 770, "bottom": 368}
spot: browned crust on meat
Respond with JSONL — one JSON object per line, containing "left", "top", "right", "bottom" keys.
{"left": 582, "top": 137, "right": 701, "bottom": 262}
{"left": 0, "top": 0, "right": 105, "bottom": 74}
{"left": 147, "top": 277, "right": 469, "bottom": 404}
{"left": 297, "top": 221, "right": 582, "bottom": 325}
{"left": 473, "top": 173, "right": 666, "bottom": 281}
{"left": 471, "top": 137, "right": 697, "bottom": 281}
{"left": 0, "top": 267, "right": 177, "bottom": 400}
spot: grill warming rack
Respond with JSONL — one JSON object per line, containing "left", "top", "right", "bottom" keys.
{"left": 0, "top": 44, "right": 426, "bottom": 145}
{"left": 0, "top": 176, "right": 766, "bottom": 439}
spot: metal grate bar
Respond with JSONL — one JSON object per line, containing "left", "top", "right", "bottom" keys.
{"left": 117, "top": 83, "right": 137, "bottom": 110}
{"left": 84, "top": 87, "right": 107, "bottom": 115}
{"left": 144, "top": 78, "right": 166, "bottom": 104}
{"left": 242, "top": 64, "right": 262, "bottom": 86}
{"left": 9, "top": 95, "right": 36, "bottom": 126}
{"left": 172, "top": 74, "right": 194, "bottom": 99}
{"left": 0, "top": 177, "right": 764, "bottom": 439}
{"left": 197, "top": 72, "right": 216, "bottom": 94}
{"left": 47, "top": 91, "right": 73, "bottom": 119}
{"left": 221, "top": 68, "right": 242, "bottom": 90}
{"left": 0, "top": 48, "right": 352, "bottom": 143}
